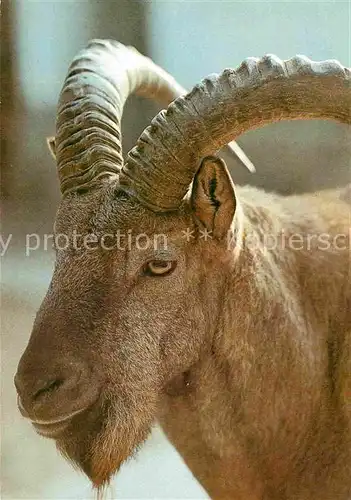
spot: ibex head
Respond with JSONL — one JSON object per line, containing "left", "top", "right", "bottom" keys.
{"left": 14, "top": 40, "right": 350, "bottom": 488}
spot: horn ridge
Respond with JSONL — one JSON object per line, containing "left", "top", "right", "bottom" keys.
{"left": 119, "top": 55, "right": 350, "bottom": 211}
{"left": 55, "top": 39, "right": 202, "bottom": 195}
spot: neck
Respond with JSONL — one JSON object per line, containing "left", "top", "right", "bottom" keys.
{"left": 158, "top": 193, "right": 349, "bottom": 499}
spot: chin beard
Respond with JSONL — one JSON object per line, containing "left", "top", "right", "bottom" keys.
{"left": 55, "top": 386, "right": 157, "bottom": 489}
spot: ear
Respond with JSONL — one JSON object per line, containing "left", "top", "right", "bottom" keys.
{"left": 46, "top": 136, "right": 56, "bottom": 159}
{"left": 191, "top": 156, "right": 236, "bottom": 239}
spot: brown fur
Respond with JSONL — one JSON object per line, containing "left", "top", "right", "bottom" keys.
{"left": 15, "top": 159, "right": 351, "bottom": 498}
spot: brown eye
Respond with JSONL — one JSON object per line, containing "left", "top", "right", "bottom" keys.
{"left": 143, "top": 260, "right": 176, "bottom": 277}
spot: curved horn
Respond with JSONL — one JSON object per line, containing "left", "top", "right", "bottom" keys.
{"left": 56, "top": 39, "right": 187, "bottom": 195}
{"left": 120, "top": 55, "right": 351, "bottom": 211}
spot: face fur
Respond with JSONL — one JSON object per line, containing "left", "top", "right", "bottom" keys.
{"left": 17, "top": 180, "right": 229, "bottom": 487}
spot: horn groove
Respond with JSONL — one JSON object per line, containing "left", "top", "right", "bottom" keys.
{"left": 55, "top": 39, "right": 190, "bottom": 195}
{"left": 120, "top": 55, "right": 350, "bottom": 211}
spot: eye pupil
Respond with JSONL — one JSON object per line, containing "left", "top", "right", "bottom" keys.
{"left": 153, "top": 261, "right": 168, "bottom": 268}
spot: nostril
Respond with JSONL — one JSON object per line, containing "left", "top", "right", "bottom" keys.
{"left": 33, "top": 379, "right": 65, "bottom": 401}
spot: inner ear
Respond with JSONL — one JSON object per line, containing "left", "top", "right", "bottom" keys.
{"left": 191, "top": 155, "right": 236, "bottom": 239}
{"left": 46, "top": 136, "right": 56, "bottom": 159}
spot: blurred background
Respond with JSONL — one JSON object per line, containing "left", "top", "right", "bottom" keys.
{"left": 1, "top": 0, "right": 350, "bottom": 498}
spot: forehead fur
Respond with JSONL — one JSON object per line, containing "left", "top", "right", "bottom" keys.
{"left": 54, "top": 181, "right": 192, "bottom": 238}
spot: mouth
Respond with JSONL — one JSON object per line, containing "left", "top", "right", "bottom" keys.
{"left": 32, "top": 419, "right": 70, "bottom": 438}
{"left": 17, "top": 395, "right": 89, "bottom": 438}
{"left": 31, "top": 406, "right": 90, "bottom": 438}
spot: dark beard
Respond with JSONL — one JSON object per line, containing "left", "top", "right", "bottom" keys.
{"left": 55, "top": 387, "right": 156, "bottom": 488}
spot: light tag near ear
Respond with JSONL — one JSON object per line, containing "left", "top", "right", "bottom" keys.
{"left": 223, "top": 140, "right": 256, "bottom": 173}
{"left": 46, "top": 136, "right": 56, "bottom": 159}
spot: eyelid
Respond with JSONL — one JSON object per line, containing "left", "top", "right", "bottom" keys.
{"left": 150, "top": 251, "right": 173, "bottom": 260}
{"left": 146, "top": 258, "right": 171, "bottom": 265}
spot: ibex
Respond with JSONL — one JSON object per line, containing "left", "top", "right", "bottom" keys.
{"left": 15, "top": 40, "right": 350, "bottom": 499}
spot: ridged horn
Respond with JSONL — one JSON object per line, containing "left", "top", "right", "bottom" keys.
{"left": 56, "top": 39, "right": 187, "bottom": 195}
{"left": 120, "top": 55, "right": 351, "bottom": 212}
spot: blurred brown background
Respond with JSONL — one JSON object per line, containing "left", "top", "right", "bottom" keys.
{"left": 1, "top": 1, "right": 350, "bottom": 498}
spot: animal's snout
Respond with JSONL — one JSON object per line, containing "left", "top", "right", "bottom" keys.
{"left": 15, "top": 368, "right": 74, "bottom": 415}
{"left": 15, "top": 353, "right": 100, "bottom": 425}
{"left": 15, "top": 375, "right": 65, "bottom": 405}
{"left": 32, "top": 378, "right": 65, "bottom": 400}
